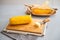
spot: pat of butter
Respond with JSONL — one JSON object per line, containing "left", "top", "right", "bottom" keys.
{"left": 34, "top": 22, "right": 41, "bottom": 28}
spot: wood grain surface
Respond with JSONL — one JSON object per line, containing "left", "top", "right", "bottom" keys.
{"left": 6, "top": 19, "right": 45, "bottom": 34}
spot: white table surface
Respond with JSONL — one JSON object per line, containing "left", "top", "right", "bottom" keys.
{"left": 0, "top": 0, "right": 60, "bottom": 40}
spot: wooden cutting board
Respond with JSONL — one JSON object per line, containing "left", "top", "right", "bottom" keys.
{"left": 26, "top": 8, "right": 57, "bottom": 16}
{"left": 6, "top": 19, "right": 46, "bottom": 34}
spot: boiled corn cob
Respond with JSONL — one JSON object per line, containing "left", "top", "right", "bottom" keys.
{"left": 9, "top": 15, "right": 32, "bottom": 25}
{"left": 31, "top": 8, "right": 52, "bottom": 14}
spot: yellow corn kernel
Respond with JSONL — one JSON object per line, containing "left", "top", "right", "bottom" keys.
{"left": 31, "top": 8, "right": 52, "bottom": 14}
{"left": 9, "top": 15, "right": 32, "bottom": 25}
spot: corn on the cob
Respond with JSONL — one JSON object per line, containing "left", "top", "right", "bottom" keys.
{"left": 31, "top": 8, "right": 52, "bottom": 14}
{"left": 9, "top": 15, "right": 32, "bottom": 25}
